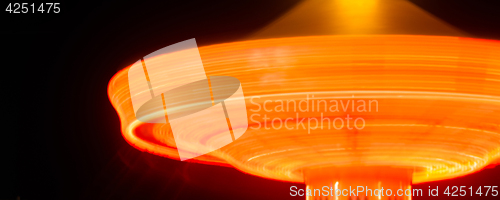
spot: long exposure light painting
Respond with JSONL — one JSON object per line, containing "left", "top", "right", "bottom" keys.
{"left": 109, "top": 35, "right": 500, "bottom": 199}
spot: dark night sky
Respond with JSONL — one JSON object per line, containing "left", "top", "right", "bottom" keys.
{"left": 2, "top": 0, "right": 500, "bottom": 199}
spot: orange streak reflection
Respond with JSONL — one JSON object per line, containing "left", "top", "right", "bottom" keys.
{"left": 108, "top": 35, "right": 500, "bottom": 184}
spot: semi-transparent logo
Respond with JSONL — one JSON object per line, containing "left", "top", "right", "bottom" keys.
{"left": 127, "top": 38, "right": 248, "bottom": 161}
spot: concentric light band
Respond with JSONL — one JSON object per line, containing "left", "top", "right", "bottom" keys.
{"left": 108, "top": 35, "right": 500, "bottom": 184}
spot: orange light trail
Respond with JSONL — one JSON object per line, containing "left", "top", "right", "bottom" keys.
{"left": 108, "top": 35, "right": 500, "bottom": 185}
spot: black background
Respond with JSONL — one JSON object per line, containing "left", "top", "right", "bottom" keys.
{"left": 2, "top": 0, "right": 500, "bottom": 199}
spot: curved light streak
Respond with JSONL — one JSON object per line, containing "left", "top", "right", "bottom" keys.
{"left": 109, "top": 35, "right": 500, "bottom": 185}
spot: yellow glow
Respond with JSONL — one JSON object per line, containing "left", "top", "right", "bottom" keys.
{"left": 334, "top": 0, "right": 379, "bottom": 33}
